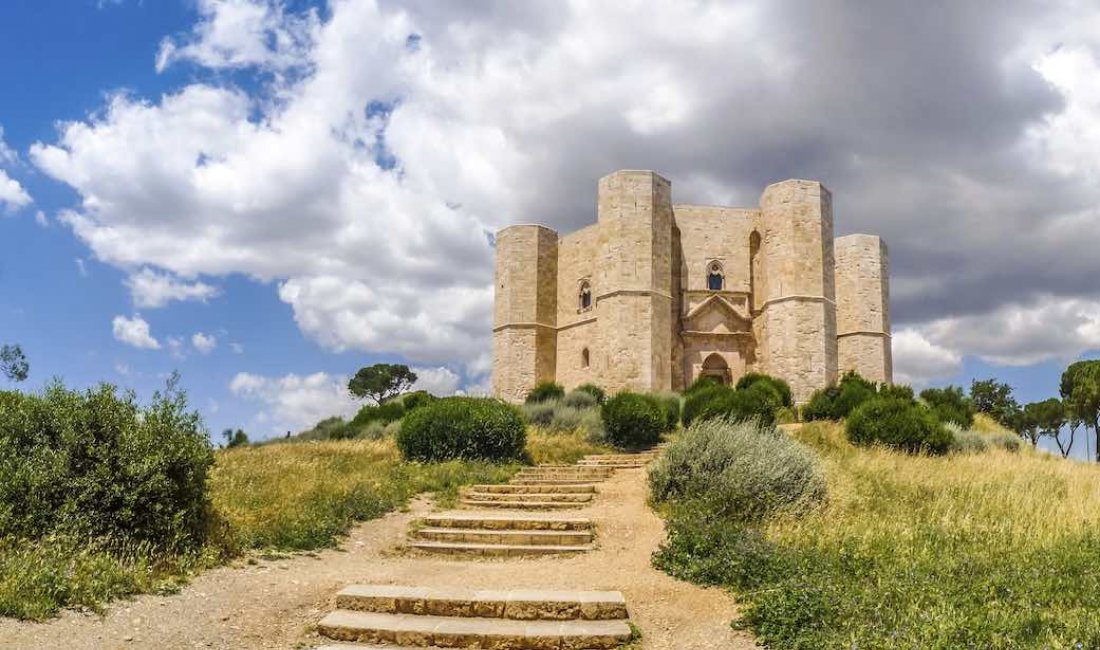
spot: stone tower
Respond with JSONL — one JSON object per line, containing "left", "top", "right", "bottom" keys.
{"left": 491, "top": 170, "right": 891, "bottom": 403}
{"left": 835, "top": 234, "right": 892, "bottom": 383}
{"left": 593, "top": 170, "right": 675, "bottom": 393}
{"left": 755, "top": 180, "right": 839, "bottom": 403}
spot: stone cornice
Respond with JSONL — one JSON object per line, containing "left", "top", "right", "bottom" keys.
{"left": 837, "top": 330, "right": 891, "bottom": 339}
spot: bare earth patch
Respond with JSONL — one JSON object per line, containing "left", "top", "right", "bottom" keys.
{"left": 0, "top": 468, "right": 756, "bottom": 650}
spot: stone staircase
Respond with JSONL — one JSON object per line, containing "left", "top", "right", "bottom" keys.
{"left": 315, "top": 585, "right": 634, "bottom": 649}
{"left": 311, "top": 448, "right": 664, "bottom": 648}
{"left": 407, "top": 512, "right": 595, "bottom": 556}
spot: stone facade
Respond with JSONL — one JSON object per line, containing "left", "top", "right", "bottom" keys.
{"left": 491, "top": 170, "right": 892, "bottom": 403}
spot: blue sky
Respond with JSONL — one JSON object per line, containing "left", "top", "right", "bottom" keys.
{"left": 2, "top": 1, "right": 1100, "bottom": 452}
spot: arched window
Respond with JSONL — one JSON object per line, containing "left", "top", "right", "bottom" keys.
{"left": 578, "top": 280, "right": 593, "bottom": 311}
{"left": 707, "top": 261, "right": 724, "bottom": 291}
{"left": 581, "top": 348, "right": 590, "bottom": 368}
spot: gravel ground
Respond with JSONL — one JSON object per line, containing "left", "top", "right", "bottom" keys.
{"left": 0, "top": 467, "right": 757, "bottom": 650}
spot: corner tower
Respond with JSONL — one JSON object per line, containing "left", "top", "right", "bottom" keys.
{"left": 492, "top": 225, "right": 558, "bottom": 402}
{"left": 835, "top": 234, "right": 892, "bottom": 383}
{"left": 594, "top": 170, "right": 674, "bottom": 393}
{"left": 756, "top": 180, "right": 839, "bottom": 402}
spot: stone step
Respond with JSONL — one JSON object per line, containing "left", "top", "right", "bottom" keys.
{"left": 514, "top": 471, "right": 613, "bottom": 479}
{"left": 517, "top": 466, "right": 614, "bottom": 473}
{"left": 510, "top": 476, "right": 607, "bottom": 484}
{"left": 583, "top": 454, "right": 658, "bottom": 460}
{"left": 414, "top": 527, "right": 594, "bottom": 546}
{"left": 576, "top": 460, "right": 648, "bottom": 466}
{"left": 333, "top": 585, "right": 627, "bottom": 621}
{"left": 464, "top": 491, "right": 594, "bottom": 504}
{"left": 318, "top": 610, "right": 631, "bottom": 648}
{"left": 472, "top": 483, "right": 597, "bottom": 494}
{"left": 460, "top": 498, "right": 585, "bottom": 510}
{"left": 420, "top": 513, "right": 592, "bottom": 531}
{"left": 408, "top": 540, "right": 594, "bottom": 556}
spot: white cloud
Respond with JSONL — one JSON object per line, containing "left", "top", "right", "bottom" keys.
{"left": 75, "top": 258, "right": 88, "bottom": 277}
{"left": 230, "top": 342, "right": 244, "bottom": 354}
{"left": 0, "top": 170, "right": 31, "bottom": 212}
{"left": 229, "top": 371, "right": 358, "bottom": 435}
{"left": 34, "top": 210, "right": 48, "bottom": 227}
{"left": 166, "top": 335, "right": 185, "bottom": 360}
{"left": 411, "top": 366, "right": 460, "bottom": 396}
{"left": 112, "top": 314, "right": 161, "bottom": 350}
{"left": 192, "top": 331, "right": 217, "bottom": 354}
{"left": 156, "top": 0, "right": 317, "bottom": 73}
{"left": 891, "top": 329, "right": 963, "bottom": 386}
{"left": 126, "top": 267, "right": 220, "bottom": 309}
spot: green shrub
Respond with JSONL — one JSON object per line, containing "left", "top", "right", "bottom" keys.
{"left": 775, "top": 406, "right": 798, "bottom": 424}
{"left": 696, "top": 384, "right": 779, "bottom": 428}
{"left": 601, "top": 392, "right": 665, "bottom": 449}
{"left": 654, "top": 392, "right": 682, "bottom": 430}
{"left": 0, "top": 378, "right": 213, "bottom": 553}
{"left": 684, "top": 375, "right": 722, "bottom": 396}
{"left": 801, "top": 385, "right": 841, "bottom": 421}
{"left": 920, "top": 385, "right": 975, "bottom": 428}
{"left": 397, "top": 397, "right": 526, "bottom": 462}
{"left": 878, "top": 383, "right": 916, "bottom": 402}
{"left": 987, "top": 431, "right": 1022, "bottom": 452}
{"left": 649, "top": 418, "right": 826, "bottom": 522}
{"left": 846, "top": 397, "right": 951, "bottom": 454}
{"left": 399, "top": 390, "right": 435, "bottom": 412}
{"left": 521, "top": 398, "right": 603, "bottom": 439}
{"left": 574, "top": 383, "right": 606, "bottom": 404}
{"left": 562, "top": 389, "right": 599, "bottom": 409}
{"left": 350, "top": 400, "right": 405, "bottom": 429}
{"left": 525, "top": 381, "right": 565, "bottom": 403}
{"left": 802, "top": 371, "right": 879, "bottom": 421}
{"left": 681, "top": 384, "right": 731, "bottom": 426}
{"left": 736, "top": 372, "right": 793, "bottom": 408}
{"left": 652, "top": 507, "right": 783, "bottom": 589}
{"left": 521, "top": 399, "right": 558, "bottom": 427}
{"left": 357, "top": 420, "right": 401, "bottom": 441}
{"left": 946, "top": 423, "right": 988, "bottom": 454}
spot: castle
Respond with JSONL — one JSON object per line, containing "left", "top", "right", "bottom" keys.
{"left": 491, "top": 170, "right": 891, "bottom": 403}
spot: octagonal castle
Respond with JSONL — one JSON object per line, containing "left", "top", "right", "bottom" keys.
{"left": 492, "top": 170, "right": 891, "bottom": 403}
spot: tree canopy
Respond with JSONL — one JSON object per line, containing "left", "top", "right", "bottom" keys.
{"left": 348, "top": 363, "right": 418, "bottom": 404}
{"left": 1060, "top": 361, "right": 1100, "bottom": 462}
{"left": 969, "top": 378, "right": 1019, "bottom": 427}
{"left": 0, "top": 344, "right": 29, "bottom": 383}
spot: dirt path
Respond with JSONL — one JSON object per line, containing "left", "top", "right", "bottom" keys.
{"left": 0, "top": 467, "right": 757, "bottom": 650}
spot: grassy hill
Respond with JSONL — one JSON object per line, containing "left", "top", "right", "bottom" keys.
{"left": 656, "top": 415, "right": 1100, "bottom": 649}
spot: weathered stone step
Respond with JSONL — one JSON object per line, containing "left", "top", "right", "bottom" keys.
{"left": 472, "top": 483, "right": 597, "bottom": 494}
{"left": 460, "top": 498, "right": 585, "bottom": 510}
{"left": 514, "top": 471, "right": 612, "bottom": 479}
{"left": 408, "top": 540, "right": 594, "bottom": 556}
{"left": 576, "top": 460, "right": 648, "bottom": 466}
{"left": 334, "top": 585, "right": 627, "bottom": 621}
{"left": 464, "top": 491, "right": 594, "bottom": 503}
{"left": 510, "top": 477, "right": 606, "bottom": 486}
{"left": 318, "top": 610, "right": 631, "bottom": 648}
{"left": 414, "top": 527, "right": 594, "bottom": 546}
{"left": 583, "top": 454, "right": 658, "bottom": 460}
{"left": 517, "top": 466, "right": 614, "bottom": 473}
{"left": 420, "top": 513, "right": 591, "bottom": 531}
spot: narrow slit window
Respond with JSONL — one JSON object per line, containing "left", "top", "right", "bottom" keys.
{"left": 581, "top": 348, "right": 590, "bottom": 368}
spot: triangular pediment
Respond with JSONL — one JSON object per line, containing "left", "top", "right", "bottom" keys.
{"left": 683, "top": 295, "right": 752, "bottom": 334}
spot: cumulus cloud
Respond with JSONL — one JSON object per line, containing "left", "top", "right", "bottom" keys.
{"left": 411, "top": 366, "right": 461, "bottom": 396}
{"left": 0, "top": 127, "right": 30, "bottom": 212}
{"left": 192, "top": 331, "right": 217, "bottom": 354}
{"left": 126, "top": 267, "right": 220, "bottom": 309}
{"left": 30, "top": 0, "right": 1100, "bottom": 383}
{"left": 229, "top": 371, "right": 359, "bottom": 435}
{"left": 891, "top": 329, "right": 963, "bottom": 386}
{"left": 111, "top": 314, "right": 160, "bottom": 350}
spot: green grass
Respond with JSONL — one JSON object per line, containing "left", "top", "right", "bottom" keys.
{"left": 654, "top": 418, "right": 1100, "bottom": 649}
{"left": 0, "top": 428, "right": 609, "bottom": 620}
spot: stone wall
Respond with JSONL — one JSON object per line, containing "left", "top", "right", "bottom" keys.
{"left": 835, "top": 234, "right": 892, "bottom": 383}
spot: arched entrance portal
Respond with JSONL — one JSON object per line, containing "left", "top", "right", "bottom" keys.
{"left": 700, "top": 353, "right": 731, "bottom": 385}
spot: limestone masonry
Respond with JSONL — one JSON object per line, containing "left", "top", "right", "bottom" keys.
{"left": 492, "top": 170, "right": 891, "bottom": 403}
